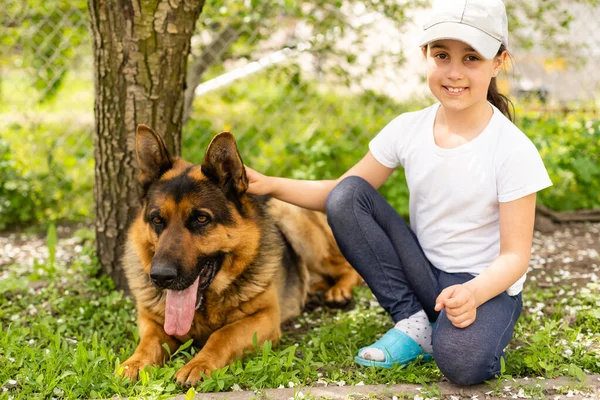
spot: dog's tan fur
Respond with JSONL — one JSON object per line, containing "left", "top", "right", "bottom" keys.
{"left": 119, "top": 125, "right": 362, "bottom": 385}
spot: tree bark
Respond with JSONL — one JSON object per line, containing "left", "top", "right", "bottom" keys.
{"left": 88, "top": 0, "right": 205, "bottom": 291}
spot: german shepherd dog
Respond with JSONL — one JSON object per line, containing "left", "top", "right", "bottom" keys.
{"left": 119, "top": 125, "right": 362, "bottom": 385}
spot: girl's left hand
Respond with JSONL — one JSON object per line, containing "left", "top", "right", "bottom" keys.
{"left": 434, "top": 284, "right": 477, "bottom": 328}
{"left": 244, "top": 165, "right": 273, "bottom": 196}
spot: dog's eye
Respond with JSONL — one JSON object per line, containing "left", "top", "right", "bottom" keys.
{"left": 152, "top": 216, "right": 163, "bottom": 225}
{"left": 197, "top": 215, "right": 209, "bottom": 224}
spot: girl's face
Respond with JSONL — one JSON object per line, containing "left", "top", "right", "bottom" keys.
{"left": 422, "top": 39, "right": 505, "bottom": 114}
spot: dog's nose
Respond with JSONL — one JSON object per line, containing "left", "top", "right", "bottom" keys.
{"left": 150, "top": 264, "right": 178, "bottom": 287}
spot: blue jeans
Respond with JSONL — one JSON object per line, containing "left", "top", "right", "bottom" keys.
{"left": 326, "top": 176, "right": 522, "bottom": 385}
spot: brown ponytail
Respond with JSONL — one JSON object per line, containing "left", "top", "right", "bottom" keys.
{"left": 487, "top": 44, "right": 514, "bottom": 122}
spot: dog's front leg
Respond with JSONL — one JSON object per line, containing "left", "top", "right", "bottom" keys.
{"left": 119, "top": 310, "right": 179, "bottom": 381}
{"left": 174, "top": 306, "right": 280, "bottom": 385}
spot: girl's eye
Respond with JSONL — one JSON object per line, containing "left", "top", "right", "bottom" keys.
{"left": 435, "top": 53, "right": 448, "bottom": 59}
{"left": 465, "top": 55, "right": 480, "bottom": 62}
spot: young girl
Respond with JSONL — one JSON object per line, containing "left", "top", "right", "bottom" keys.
{"left": 244, "top": 0, "right": 552, "bottom": 385}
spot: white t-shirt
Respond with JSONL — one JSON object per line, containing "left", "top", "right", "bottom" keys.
{"left": 369, "top": 103, "right": 552, "bottom": 295}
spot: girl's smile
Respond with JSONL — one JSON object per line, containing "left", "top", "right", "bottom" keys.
{"left": 443, "top": 86, "right": 468, "bottom": 95}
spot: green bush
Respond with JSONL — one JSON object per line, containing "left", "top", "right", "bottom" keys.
{"left": 519, "top": 109, "right": 600, "bottom": 211}
{"left": 1, "top": 66, "right": 598, "bottom": 230}
{"left": 0, "top": 138, "right": 40, "bottom": 230}
{"left": 0, "top": 123, "right": 93, "bottom": 229}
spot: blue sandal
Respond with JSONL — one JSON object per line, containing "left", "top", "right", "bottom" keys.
{"left": 354, "top": 328, "right": 433, "bottom": 368}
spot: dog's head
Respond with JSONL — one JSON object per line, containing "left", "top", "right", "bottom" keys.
{"left": 130, "top": 124, "right": 260, "bottom": 334}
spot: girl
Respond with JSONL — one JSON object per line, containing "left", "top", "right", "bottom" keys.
{"left": 244, "top": 0, "right": 552, "bottom": 385}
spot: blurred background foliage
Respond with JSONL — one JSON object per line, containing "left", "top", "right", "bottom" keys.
{"left": 0, "top": 0, "right": 599, "bottom": 230}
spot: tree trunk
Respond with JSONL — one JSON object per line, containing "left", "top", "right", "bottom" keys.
{"left": 88, "top": 0, "right": 205, "bottom": 291}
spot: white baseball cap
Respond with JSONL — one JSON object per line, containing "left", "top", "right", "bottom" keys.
{"left": 418, "top": 0, "right": 509, "bottom": 60}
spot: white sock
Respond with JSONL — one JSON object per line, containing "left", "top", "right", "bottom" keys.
{"left": 359, "top": 310, "right": 433, "bottom": 362}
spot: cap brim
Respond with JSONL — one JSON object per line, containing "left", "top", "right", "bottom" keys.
{"left": 418, "top": 22, "right": 501, "bottom": 59}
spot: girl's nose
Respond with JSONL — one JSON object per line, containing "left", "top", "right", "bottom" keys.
{"left": 446, "top": 61, "right": 464, "bottom": 80}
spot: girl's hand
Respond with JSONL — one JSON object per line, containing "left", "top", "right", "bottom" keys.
{"left": 244, "top": 165, "right": 272, "bottom": 196}
{"left": 434, "top": 284, "right": 477, "bottom": 328}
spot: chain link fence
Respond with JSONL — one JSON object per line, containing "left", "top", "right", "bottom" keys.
{"left": 1, "top": 1, "right": 599, "bottom": 228}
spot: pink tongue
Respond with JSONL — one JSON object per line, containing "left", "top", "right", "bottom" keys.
{"left": 164, "top": 277, "right": 199, "bottom": 336}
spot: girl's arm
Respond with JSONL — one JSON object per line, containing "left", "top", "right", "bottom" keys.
{"left": 435, "top": 193, "right": 537, "bottom": 328}
{"left": 245, "top": 151, "right": 395, "bottom": 211}
{"left": 464, "top": 192, "right": 537, "bottom": 304}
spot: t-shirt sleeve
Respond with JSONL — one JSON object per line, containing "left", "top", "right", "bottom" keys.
{"left": 368, "top": 115, "right": 405, "bottom": 168}
{"left": 497, "top": 140, "right": 552, "bottom": 203}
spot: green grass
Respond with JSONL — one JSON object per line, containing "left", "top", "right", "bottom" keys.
{"left": 0, "top": 229, "right": 599, "bottom": 399}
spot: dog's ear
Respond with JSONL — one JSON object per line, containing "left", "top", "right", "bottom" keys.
{"left": 135, "top": 124, "right": 173, "bottom": 189}
{"left": 201, "top": 131, "right": 248, "bottom": 196}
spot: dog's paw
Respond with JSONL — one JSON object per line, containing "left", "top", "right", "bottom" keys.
{"left": 117, "top": 359, "right": 150, "bottom": 382}
{"left": 175, "top": 359, "right": 216, "bottom": 386}
{"left": 324, "top": 285, "right": 352, "bottom": 305}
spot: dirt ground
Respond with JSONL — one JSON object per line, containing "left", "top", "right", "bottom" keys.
{"left": 0, "top": 224, "right": 91, "bottom": 276}
{"left": 527, "top": 221, "right": 599, "bottom": 291}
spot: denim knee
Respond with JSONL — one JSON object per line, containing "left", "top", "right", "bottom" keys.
{"left": 325, "top": 175, "right": 368, "bottom": 225}
{"left": 433, "top": 334, "right": 499, "bottom": 385}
